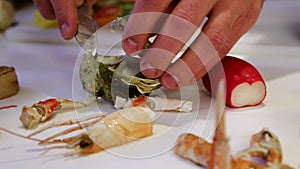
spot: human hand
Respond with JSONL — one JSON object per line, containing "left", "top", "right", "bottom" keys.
{"left": 33, "top": 0, "right": 96, "bottom": 40}
{"left": 122, "top": 0, "right": 264, "bottom": 89}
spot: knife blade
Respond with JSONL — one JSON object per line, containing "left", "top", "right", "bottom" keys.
{"left": 75, "top": 0, "right": 97, "bottom": 56}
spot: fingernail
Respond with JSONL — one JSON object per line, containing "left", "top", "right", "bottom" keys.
{"left": 162, "top": 74, "right": 179, "bottom": 89}
{"left": 124, "top": 38, "right": 138, "bottom": 54}
{"left": 141, "top": 63, "right": 159, "bottom": 78}
{"left": 75, "top": 0, "right": 84, "bottom": 7}
{"left": 61, "top": 22, "right": 70, "bottom": 39}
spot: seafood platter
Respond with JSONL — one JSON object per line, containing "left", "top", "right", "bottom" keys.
{"left": 1, "top": 11, "right": 300, "bottom": 169}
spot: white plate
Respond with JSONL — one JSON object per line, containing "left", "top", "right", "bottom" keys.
{"left": 1, "top": 71, "right": 300, "bottom": 169}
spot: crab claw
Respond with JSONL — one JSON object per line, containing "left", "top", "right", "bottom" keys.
{"left": 19, "top": 106, "right": 43, "bottom": 129}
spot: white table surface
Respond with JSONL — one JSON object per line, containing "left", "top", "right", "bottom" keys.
{"left": 0, "top": 2, "right": 300, "bottom": 169}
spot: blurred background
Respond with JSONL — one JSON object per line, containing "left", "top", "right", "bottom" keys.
{"left": 2, "top": 0, "right": 300, "bottom": 50}
{"left": 238, "top": 0, "right": 300, "bottom": 47}
{"left": 6, "top": 0, "right": 32, "bottom": 9}
{"left": 230, "top": 0, "right": 300, "bottom": 56}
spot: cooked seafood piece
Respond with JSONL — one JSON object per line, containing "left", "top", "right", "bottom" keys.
{"left": 173, "top": 81, "right": 294, "bottom": 169}
{"left": 19, "top": 98, "right": 88, "bottom": 129}
{"left": 30, "top": 107, "right": 154, "bottom": 155}
{"left": 174, "top": 128, "right": 294, "bottom": 169}
{"left": 174, "top": 133, "right": 211, "bottom": 166}
{"left": 114, "top": 96, "right": 193, "bottom": 112}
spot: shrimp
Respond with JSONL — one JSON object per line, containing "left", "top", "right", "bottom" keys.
{"left": 19, "top": 98, "right": 89, "bottom": 130}
{"left": 29, "top": 107, "right": 154, "bottom": 155}
{"left": 173, "top": 80, "right": 294, "bottom": 169}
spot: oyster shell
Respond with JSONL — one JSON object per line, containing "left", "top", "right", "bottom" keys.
{"left": 79, "top": 17, "right": 162, "bottom": 102}
{"left": 80, "top": 53, "right": 161, "bottom": 102}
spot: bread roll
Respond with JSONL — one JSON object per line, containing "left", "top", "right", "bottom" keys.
{"left": 0, "top": 66, "right": 19, "bottom": 99}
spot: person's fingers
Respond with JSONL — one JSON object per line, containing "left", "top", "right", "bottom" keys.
{"left": 33, "top": 0, "right": 55, "bottom": 19}
{"left": 202, "top": 0, "right": 246, "bottom": 57}
{"left": 171, "top": 0, "right": 243, "bottom": 87}
{"left": 122, "top": 0, "right": 173, "bottom": 54}
{"left": 161, "top": 33, "right": 220, "bottom": 89}
{"left": 160, "top": 0, "right": 264, "bottom": 89}
{"left": 140, "top": 16, "right": 199, "bottom": 79}
{"left": 34, "top": 0, "right": 96, "bottom": 40}
{"left": 140, "top": 0, "right": 218, "bottom": 79}
{"left": 216, "top": 0, "right": 264, "bottom": 57}
{"left": 75, "top": 0, "right": 84, "bottom": 7}
{"left": 50, "top": 0, "right": 78, "bottom": 40}
{"left": 202, "top": 0, "right": 263, "bottom": 57}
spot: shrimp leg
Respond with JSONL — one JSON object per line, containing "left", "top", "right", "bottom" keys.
{"left": 27, "top": 113, "right": 105, "bottom": 137}
{"left": 39, "top": 116, "right": 103, "bottom": 144}
{"left": 207, "top": 81, "right": 231, "bottom": 169}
